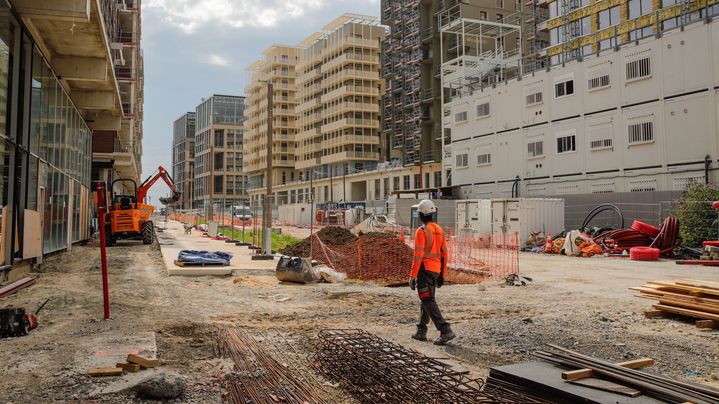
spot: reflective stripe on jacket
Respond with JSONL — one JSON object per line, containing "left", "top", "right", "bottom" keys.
{"left": 411, "top": 222, "right": 448, "bottom": 278}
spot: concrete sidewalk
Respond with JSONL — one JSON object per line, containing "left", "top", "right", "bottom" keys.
{"left": 155, "top": 220, "right": 277, "bottom": 276}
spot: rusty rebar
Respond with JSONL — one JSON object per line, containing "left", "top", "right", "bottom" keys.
{"left": 310, "top": 329, "right": 545, "bottom": 403}
{"left": 216, "top": 327, "right": 326, "bottom": 404}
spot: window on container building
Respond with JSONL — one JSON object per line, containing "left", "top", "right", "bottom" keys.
{"left": 403, "top": 175, "right": 410, "bottom": 190}
{"left": 393, "top": 176, "right": 400, "bottom": 191}
{"left": 413, "top": 174, "right": 420, "bottom": 189}
{"left": 629, "top": 0, "right": 653, "bottom": 19}
{"left": 374, "top": 179, "right": 380, "bottom": 200}
{"left": 598, "top": 6, "right": 620, "bottom": 50}
{"left": 434, "top": 171, "right": 442, "bottom": 188}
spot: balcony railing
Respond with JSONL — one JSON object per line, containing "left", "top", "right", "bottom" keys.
{"left": 115, "top": 66, "right": 135, "bottom": 80}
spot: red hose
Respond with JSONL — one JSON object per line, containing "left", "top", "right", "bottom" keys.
{"left": 631, "top": 220, "right": 660, "bottom": 238}
{"left": 630, "top": 246, "right": 660, "bottom": 261}
{"left": 594, "top": 217, "right": 680, "bottom": 256}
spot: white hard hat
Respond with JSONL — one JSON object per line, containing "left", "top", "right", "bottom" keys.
{"left": 417, "top": 199, "right": 437, "bottom": 215}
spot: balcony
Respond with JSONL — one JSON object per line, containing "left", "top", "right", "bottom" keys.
{"left": 321, "top": 151, "right": 379, "bottom": 165}
{"left": 321, "top": 102, "right": 380, "bottom": 119}
{"left": 320, "top": 118, "right": 378, "bottom": 133}
{"left": 296, "top": 127, "right": 321, "bottom": 141}
{"left": 324, "top": 135, "right": 380, "bottom": 149}
{"left": 320, "top": 53, "right": 380, "bottom": 73}
{"left": 296, "top": 157, "right": 322, "bottom": 170}
{"left": 321, "top": 85, "right": 380, "bottom": 103}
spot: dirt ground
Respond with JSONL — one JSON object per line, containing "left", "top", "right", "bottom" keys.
{"left": 0, "top": 223, "right": 718, "bottom": 403}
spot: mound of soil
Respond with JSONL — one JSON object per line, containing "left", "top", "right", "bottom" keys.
{"left": 279, "top": 226, "right": 357, "bottom": 257}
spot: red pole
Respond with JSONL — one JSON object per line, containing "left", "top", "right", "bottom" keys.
{"left": 96, "top": 182, "right": 110, "bottom": 320}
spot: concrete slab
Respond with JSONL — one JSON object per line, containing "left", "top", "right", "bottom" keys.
{"left": 73, "top": 332, "right": 158, "bottom": 396}
{"left": 158, "top": 221, "right": 277, "bottom": 277}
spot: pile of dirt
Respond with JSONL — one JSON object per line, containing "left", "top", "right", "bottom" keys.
{"left": 279, "top": 226, "right": 357, "bottom": 257}
{"left": 357, "top": 231, "right": 397, "bottom": 239}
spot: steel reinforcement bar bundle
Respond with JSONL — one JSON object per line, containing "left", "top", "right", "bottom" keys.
{"left": 216, "top": 327, "right": 326, "bottom": 403}
{"left": 310, "top": 329, "right": 544, "bottom": 403}
{"left": 535, "top": 344, "right": 719, "bottom": 404}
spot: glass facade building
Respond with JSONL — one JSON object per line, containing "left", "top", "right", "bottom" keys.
{"left": 193, "top": 95, "right": 247, "bottom": 212}
{"left": 0, "top": 2, "right": 92, "bottom": 269}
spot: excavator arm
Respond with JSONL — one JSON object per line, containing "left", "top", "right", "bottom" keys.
{"left": 137, "top": 166, "right": 179, "bottom": 204}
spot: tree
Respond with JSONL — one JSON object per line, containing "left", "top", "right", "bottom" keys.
{"left": 674, "top": 183, "right": 719, "bottom": 248}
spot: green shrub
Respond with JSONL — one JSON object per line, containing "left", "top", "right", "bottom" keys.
{"left": 674, "top": 183, "right": 719, "bottom": 247}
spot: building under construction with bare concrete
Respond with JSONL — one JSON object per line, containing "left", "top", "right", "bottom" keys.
{"left": 381, "top": 0, "right": 532, "bottom": 179}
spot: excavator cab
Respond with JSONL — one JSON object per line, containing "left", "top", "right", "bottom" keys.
{"left": 104, "top": 167, "right": 179, "bottom": 246}
{"left": 106, "top": 179, "right": 155, "bottom": 245}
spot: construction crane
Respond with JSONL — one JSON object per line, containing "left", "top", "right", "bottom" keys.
{"left": 105, "top": 166, "right": 179, "bottom": 245}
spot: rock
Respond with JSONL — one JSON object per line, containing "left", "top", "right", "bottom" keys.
{"left": 710, "top": 373, "right": 719, "bottom": 381}
{"left": 134, "top": 373, "right": 186, "bottom": 399}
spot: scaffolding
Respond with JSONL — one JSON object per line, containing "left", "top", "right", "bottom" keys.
{"left": 439, "top": 8, "right": 524, "bottom": 97}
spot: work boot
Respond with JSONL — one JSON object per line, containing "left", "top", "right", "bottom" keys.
{"left": 433, "top": 330, "right": 456, "bottom": 346}
{"left": 411, "top": 328, "right": 428, "bottom": 341}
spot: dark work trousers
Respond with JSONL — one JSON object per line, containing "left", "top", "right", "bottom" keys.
{"left": 416, "top": 265, "right": 451, "bottom": 334}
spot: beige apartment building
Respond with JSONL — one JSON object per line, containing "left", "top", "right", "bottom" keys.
{"left": 245, "top": 14, "right": 388, "bottom": 205}
{"left": 244, "top": 46, "right": 301, "bottom": 192}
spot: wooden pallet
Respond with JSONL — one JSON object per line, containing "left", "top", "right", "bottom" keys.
{"left": 174, "top": 260, "right": 226, "bottom": 267}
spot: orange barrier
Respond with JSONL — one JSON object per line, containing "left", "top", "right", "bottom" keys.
{"left": 310, "top": 229, "right": 518, "bottom": 286}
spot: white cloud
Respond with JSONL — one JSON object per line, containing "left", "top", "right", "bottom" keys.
{"left": 207, "top": 54, "right": 230, "bottom": 67}
{"left": 145, "top": 0, "right": 326, "bottom": 33}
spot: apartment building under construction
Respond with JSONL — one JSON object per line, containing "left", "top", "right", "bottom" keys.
{"left": 381, "top": 0, "right": 530, "bottom": 174}
{"left": 295, "top": 15, "right": 386, "bottom": 188}
{"left": 244, "top": 46, "right": 301, "bottom": 191}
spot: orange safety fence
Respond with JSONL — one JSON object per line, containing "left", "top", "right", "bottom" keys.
{"left": 310, "top": 229, "right": 519, "bottom": 286}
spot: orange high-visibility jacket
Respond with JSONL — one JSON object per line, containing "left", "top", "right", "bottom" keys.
{"left": 411, "top": 222, "right": 448, "bottom": 278}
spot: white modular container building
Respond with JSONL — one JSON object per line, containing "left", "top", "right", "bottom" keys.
{"left": 491, "top": 198, "right": 565, "bottom": 246}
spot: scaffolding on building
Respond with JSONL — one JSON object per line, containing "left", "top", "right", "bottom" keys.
{"left": 438, "top": 8, "right": 524, "bottom": 97}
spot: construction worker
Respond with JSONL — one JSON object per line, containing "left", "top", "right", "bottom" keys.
{"left": 409, "top": 199, "right": 456, "bottom": 345}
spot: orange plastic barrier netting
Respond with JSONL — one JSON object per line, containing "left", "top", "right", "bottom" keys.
{"left": 310, "top": 230, "right": 519, "bottom": 286}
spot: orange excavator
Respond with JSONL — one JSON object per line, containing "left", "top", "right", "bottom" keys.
{"left": 106, "top": 166, "right": 179, "bottom": 245}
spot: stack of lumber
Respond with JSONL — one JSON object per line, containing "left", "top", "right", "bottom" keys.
{"left": 630, "top": 279, "right": 719, "bottom": 328}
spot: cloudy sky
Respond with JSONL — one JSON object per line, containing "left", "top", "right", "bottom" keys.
{"left": 141, "top": 0, "right": 381, "bottom": 204}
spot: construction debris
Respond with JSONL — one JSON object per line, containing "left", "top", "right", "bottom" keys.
{"left": 88, "top": 367, "right": 124, "bottom": 377}
{"left": 631, "top": 279, "right": 719, "bottom": 328}
{"left": 0, "top": 277, "right": 35, "bottom": 299}
{"left": 176, "top": 250, "right": 232, "bottom": 266}
{"left": 116, "top": 362, "right": 141, "bottom": 373}
{"left": 127, "top": 354, "right": 161, "bottom": 368}
{"left": 216, "top": 327, "right": 326, "bottom": 403}
{"left": 534, "top": 344, "right": 719, "bottom": 403}
{"left": 311, "top": 329, "right": 542, "bottom": 403}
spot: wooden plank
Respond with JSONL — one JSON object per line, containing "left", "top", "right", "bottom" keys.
{"left": 653, "top": 304, "right": 719, "bottom": 321}
{"left": 675, "top": 279, "right": 719, "bottom": 291}
{"left": 695, "top": 320, "right": 719, "bottom": 329}
{"left": 88, "top": 367, "right": 123, "bottom": 377}
{"left": 675, "top": 260, "right": 719, "bottom": 266}
{"left": 562, "top": 358, "right": 655, "bottom": 381}
{"left": 22, "top": 210, "right": 42, "bottom": 259}
{"left": 127, "top": 354, "right": 160, "bottom": 368}
{"left": 647, "top": 281, "right": 719, "bottom": 297}
{"left": 656, "top": 298, "right": 719, "bottom": 314}
{"left": 644, "top": 310, "right": 665, "bottom": 318}
{"left": 569, "top": 377, "right": 642, "bottom": 397}
{"left": 632, "top": 287, "right": 719, "bottom": 305}
{"left": 116, "top": 362, "right": 141, "bottom": 373}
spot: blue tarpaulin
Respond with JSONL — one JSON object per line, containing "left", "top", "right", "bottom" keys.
{"left": 177, "top": 250, "right": 233, "bottom": 266}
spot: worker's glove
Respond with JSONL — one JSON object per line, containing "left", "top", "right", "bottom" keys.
{"left": 437, "top": 274, "right": 444, "bottom": 288}
{"left": 408, "top": 277, "right": 417, "bottom": 291}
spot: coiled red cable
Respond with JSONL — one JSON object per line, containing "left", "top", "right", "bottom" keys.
{"left": 631, "top": 220, "right": 660, "bottom": 238}
{"left": 594, "top": 217, "right": 680, "bottom": 256}
{"left": 630, "top": 246, "right": 660, "bottom": 261}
